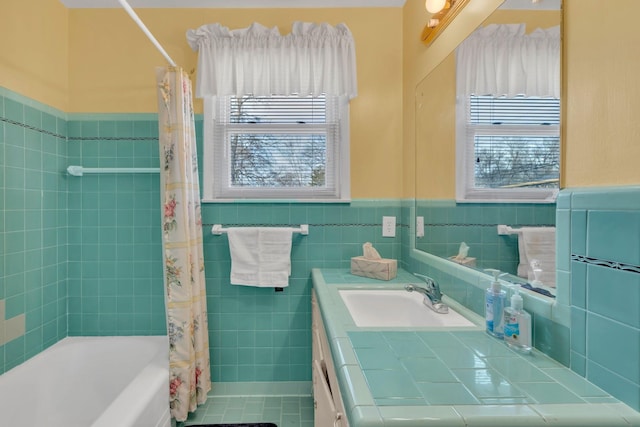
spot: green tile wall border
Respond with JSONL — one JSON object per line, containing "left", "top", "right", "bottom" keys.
{"left": 0, "top": 87, "right": 67, "bottom": 121}
{"left": 66, "top": 112, "right": 164, "bottom": 122}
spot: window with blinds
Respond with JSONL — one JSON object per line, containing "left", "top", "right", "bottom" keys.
{"left": 202, "top": 94, "right": 350, "bottom": 201}
{"left": 456, "top": 95, "right": 560, "bottom": 202}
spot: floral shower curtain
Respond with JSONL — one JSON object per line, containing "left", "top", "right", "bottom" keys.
{"left": 156, "top": 66, "right": 211, "bottom": 422}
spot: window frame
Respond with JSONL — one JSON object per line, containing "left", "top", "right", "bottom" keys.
{"left": 202, "top": 95, "right": 351, "bottom": 203}
{"left": 455, "top": 95, "right": 560, "bottom": 203}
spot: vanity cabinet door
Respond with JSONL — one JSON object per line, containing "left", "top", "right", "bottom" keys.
{"left": 313, "top": 360, "right": 338, "bottom": 427}
{"left": 312, "top": 290, "right": 348, "bottom": 427}
{"left": 312, "top": 293, "right": 324, "bottom": 363}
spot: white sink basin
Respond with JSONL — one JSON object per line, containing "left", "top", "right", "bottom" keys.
{"left": 338, "top": 289, "right": 477, "bottom": 328}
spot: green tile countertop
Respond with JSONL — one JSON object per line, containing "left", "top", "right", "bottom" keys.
{"left": 312, "top": 268, "right": 640, "bottom": 427}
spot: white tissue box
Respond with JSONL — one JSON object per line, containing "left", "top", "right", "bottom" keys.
{"left": 350, "top": 257, "right": 398, "bottom": 281}
{"left": 448, "top": 256, "right": 476, "bottom": 267}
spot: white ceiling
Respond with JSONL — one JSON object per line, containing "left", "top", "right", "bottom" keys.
{"left": 58, "top": 0, "right": 559, "bottom": 10}
{"left": 60, "top": 0, "right": 561, "bottom": 10}
{"left": 59, "top": 0, "right": 406, "bottom": 8}
{"left": 501, "top": 0, "right": 560, "bottom": 10}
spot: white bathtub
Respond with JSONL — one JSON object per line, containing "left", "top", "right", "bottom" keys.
{"left": 0, "top": 336, "right": 170, "bottom": 427}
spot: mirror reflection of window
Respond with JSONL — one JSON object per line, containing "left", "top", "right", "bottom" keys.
{"left": 466, "top": 95, "right": 560, "bottom": 188}
{"left": 455, "top": 23, "right": 560, "bottom": 202}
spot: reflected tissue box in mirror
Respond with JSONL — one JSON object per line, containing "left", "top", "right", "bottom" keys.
{"left": 350, "top": 257, "right": 398, "bottom": 281}
{"left": 448, "top": 256, "right": 476, "bottom": 267}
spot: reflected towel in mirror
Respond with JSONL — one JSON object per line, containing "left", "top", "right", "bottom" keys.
{"left": 518, "top": 227, "right": 556, "bottom": 287}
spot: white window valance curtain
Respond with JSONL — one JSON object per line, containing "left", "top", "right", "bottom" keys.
{"left": 456, "top": 23, "right": 560, "bottom": 98}
{"left": 186, "top": 22, "right": 358, "bottom": 99}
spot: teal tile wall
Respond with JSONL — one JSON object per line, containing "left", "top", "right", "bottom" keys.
{"left": 0, "top": 86, "right": 585, "bottom": 396}
{"left": 415, "top": 200, "right": 556, "bottom": 276}
{"left": 558, "top": 186, "right": 640, "bottom": 411}
{"left": 67, "top": 114, "right": 405, "bottom": 382}
{"left": 0, "top": 88, "right": 68, "bottom": 374}
{"left": 66, "top": 116, "right": 166, "bottom": 337}
{"left": 1, "top": 86, "right": 407, "bottom": 383}
{"left": 201, "top": 200, "right": 403, "bottom": 381}
{"left": 1, "top": 86, "right": 573, "bottom": 391}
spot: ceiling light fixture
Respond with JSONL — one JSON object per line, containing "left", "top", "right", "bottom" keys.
{"left": 421, "top": 0, "right": 469, "bottom": 46}
{"left": 425, "top": 0, "right": 447, "bottom": 14}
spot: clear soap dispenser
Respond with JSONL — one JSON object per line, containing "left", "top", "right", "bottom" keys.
{"left": 484, "top": 269, "right": 506, "bottom": 339}
{"left": 530, "top": 259, "right": 544, "bottom": 287}
{"left": 503, "top": 286, "right": 532, "bottom": 353}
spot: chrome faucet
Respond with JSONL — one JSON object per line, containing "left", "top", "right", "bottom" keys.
{"left": 405, "top": 273, "right": 449, "bottom": 314}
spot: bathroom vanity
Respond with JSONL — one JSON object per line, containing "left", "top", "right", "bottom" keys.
{"left": 311, "top": 267, "right": 640, "bottom": 427}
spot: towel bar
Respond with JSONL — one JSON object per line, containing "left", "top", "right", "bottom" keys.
{"left": 67, "top": 165, "right": 160, "bottom": 176}
{"left": 498, "top": 225, "right": 555, "bottom": 236}
{"left": 211, "top": 224, "right": 309, "bottom": 236}
{"left": 497, "top": 225, "right": 522, "bottom": 235}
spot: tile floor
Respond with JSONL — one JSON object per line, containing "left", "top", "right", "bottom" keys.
{"left": 179, "top": 382, "right": 314, "bottom": 427}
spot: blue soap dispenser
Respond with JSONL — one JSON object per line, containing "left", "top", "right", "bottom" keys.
{"left": 484, "top": 269, "right": 506, "bottom": 339}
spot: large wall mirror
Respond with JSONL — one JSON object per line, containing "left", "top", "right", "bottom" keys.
{"left": 414, "top": 0, "right": 561, "bottom": 296}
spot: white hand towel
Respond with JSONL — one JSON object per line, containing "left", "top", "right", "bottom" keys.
{"left": 517, "top": 227, "right": 556, "bottom": 287}
{"left": 228, "top": 227, "right": 293, "bottom": 287}
{"left": 228, "top": 227, "right": 260, "bottom": 285}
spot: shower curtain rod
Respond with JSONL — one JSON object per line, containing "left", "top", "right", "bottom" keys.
{"left": 117, "top": 0, "right": 177, "bottom": 67}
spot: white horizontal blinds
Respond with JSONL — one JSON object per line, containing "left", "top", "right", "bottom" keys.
{"left": 469, "top": 95, "right": 560, "bottom": 126}
{"left": 214, "top": 94, "right": 339, "bottom": 198}
{"left": 466, "top": 95, "right": 560, "bottom": 190}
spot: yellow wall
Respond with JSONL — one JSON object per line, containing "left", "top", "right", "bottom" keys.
{"left": 3, "top": 1, "right": 639, "bottom": 198}
{"left": 66, "top": 8, "right": 403, "bottom": 198}
{"left": 486, "top": 9, "right": 562, "bottom": 30}
{"left": 414, "top": 52, "right": 456, "bottom": 199}
{"left": 0, "top": 0, "right": 69, "bottom": 111}
{"left": 402, "top": 0, "right": 432, "bottom": 199}
{"left": 0, "top": 2, "right": 404, "bottom": 198}
{"left": 410, "top": 0, "right": 640, "bottom": 194}
{"left": 563, "top": 0, "right": 640, "bottom": 187}
{"left": 411, "top": 8, "right": 561, "bottom": 199}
